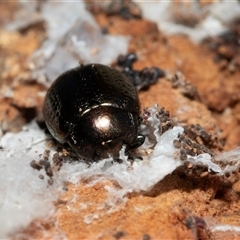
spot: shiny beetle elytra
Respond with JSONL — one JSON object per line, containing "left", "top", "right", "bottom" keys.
{"left": 43, "top": 64, "right": 145, "bottom": 161}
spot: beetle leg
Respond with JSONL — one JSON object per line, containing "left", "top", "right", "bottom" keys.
{"left": 129, "top": 134, "right": 145, "bottom": 150}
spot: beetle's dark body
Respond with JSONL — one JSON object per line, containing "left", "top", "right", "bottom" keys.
{"left": 43, "top": 64, "right": 144, "bottom": 161}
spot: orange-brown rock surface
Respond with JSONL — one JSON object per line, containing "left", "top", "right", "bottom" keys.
{"left": 1, "top": 3, "right": 240, "bottom": 240}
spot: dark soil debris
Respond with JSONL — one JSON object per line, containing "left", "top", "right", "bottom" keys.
{"left": 205, "top": 18, "right": 240, "bottom": 72}
{"left": 157, "top": 107, "right": 174, "bottom": 134}
{"left": 184, "top": 215, "right": 208, "bottom": 240}
{"left": 113, "top": 231, "right": 126, "bottom": 239}
{"left": 183, "top": 124, "right": 223, "bottom": 152}
{"left": 86, "top": 0, "right": 142, "bottom": 20}
{"left": 167, "top": 71, "right": 201, "bottom": 101}
{"left": 142, "top": 233, "right": 151, "bottom": 240}
{"left": 116, "top": 53, "right": 165, "bottom": 91}
{"left": 30, "top": 160, "right": 43, "bottom": 171}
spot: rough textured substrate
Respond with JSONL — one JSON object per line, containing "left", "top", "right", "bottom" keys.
{"left": 1, "top": 5, "right": 240, "bottom": 240}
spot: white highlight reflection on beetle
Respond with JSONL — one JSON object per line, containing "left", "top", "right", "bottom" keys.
{"left": 94, "top": 115, "right": 111, "bottom": 133}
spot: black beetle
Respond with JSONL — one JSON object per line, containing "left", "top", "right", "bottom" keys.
{"left": 43, "top": 64, "right": 145, "bottom": 161}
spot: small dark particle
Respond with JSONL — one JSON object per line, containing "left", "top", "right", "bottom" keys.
{"left": 113, "top": 158, "right": 123, "bottom": 164}
{"left": 30, "top": 153, "right": 57, "bottom": 183}
{"left": 54, "top": 199, "right": 67, "bottom": 207}
{"left": 62, "top": 183, "right": 68, "bottom": 191}
{"left": 142, "top": 233, "right": 151, "bottom": 240}
{"left": 39, "top": 160, "right": 53, "bottom": 178}
{"left": 38, "top": 174, "right": 44, "bottom": 180}
{"left": 48, "top": 178, "right": 54, "bottom": 185}
{"left": 43, "top": 149, "right": 50, "bottom": 161}
{"left": 30, "top": 160, "right": 43, "bottom": 171}
{"left": 194, "top": 165, "right": 209, "bottom": 176}
{"left": 53, "top": 152, "right": 60, "bottom": 158}
{"left": 173, "top": 139, "right": 181, "bottom": 149}
{"left": 184, "top": 216, "right": 207, "bottom": 229}
{"left": 117, "top": 53, "right": 165, "bottom": 91}
{"left": 180, "top": 149, "right": 187, "bottom": 161}
{"left": 52, "top": 152, "right": 64, "bottom": 171}
{"left": 225, "top": 172, "right": 231, "bottom": 178}
{"left": 167, "top": 71, "right": 201, "bottom": 101}
{"left": 30, "top": 159, "right": 54, "bottom": 183}
{"left": 113, "top": 231, "right": 126, "bottom": 239}
{"left": 101, "top": 27, "right": 109, "bottom": 35}
{"left": 184, "top": 215, "right": 208, "bottom": 240}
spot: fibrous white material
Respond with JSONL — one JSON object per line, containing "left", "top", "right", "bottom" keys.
{"left": 5, "top": 1, "right": 129, "bottom": 85}
{"left": 137, "top": 0, "right": 240, "bottom": 42}
{"left": 84, "top": 214, "right": 99, "bottom": 224}
{"left": 215, "top": 147, "right": 240, "bottom": 175}
{"left": 211, "top": 224, "right": 240, "bottom": 232}
{"left": 59, "top": 126, "right": 183, "bottom": 193}
{"left": 188, "top": 154, "right": 222, "bottom": 173}
{"left": 0, "top": 122, "right": 57, "bottom": 238}
{"left": 1, "top": 105, "right": 239, "bottom": 238}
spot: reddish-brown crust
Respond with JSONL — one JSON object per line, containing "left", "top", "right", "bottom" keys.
{"left": 1, "top": 6, "right": 240, "bottom": 240}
